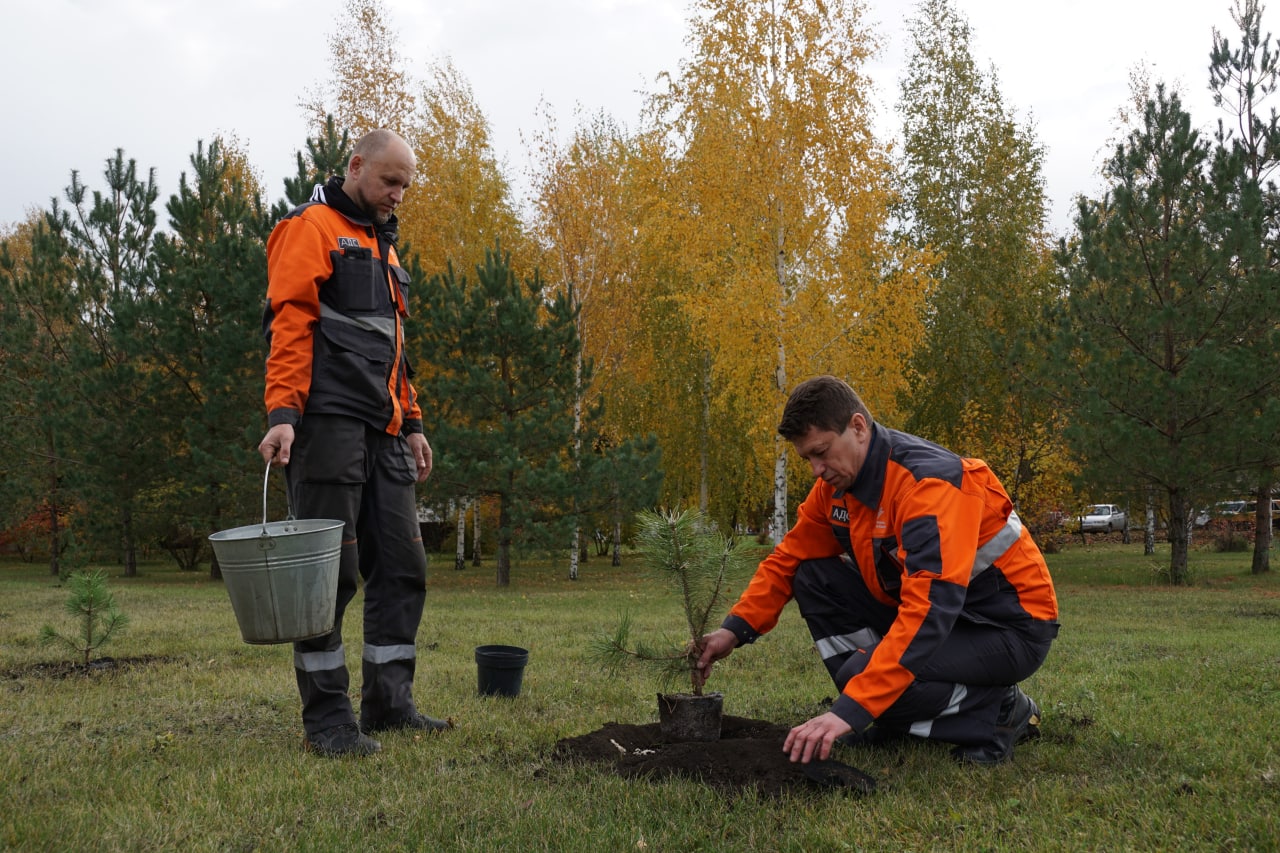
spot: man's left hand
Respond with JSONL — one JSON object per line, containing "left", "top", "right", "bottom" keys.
{"left": 783, "top": 711, "right": 851, "bottom": 764}
{"left": 408, "top": 433, "right": 433, "bottom": 483}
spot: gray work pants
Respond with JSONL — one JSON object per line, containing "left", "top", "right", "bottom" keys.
{"left": 792, "top": 556, "right": 1056, "bottom": 747}
{"left": 285, "top": 414, "right": 428, "bottom": 736}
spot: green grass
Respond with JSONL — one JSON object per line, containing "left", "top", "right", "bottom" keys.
{"left": 3, "top": 541, "right": 1280, "bottom": 851}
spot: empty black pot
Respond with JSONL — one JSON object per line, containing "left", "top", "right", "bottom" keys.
{"left": 475, "top": 644, "right": 529, "bottom": 697}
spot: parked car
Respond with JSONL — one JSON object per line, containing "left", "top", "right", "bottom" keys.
{"left": 1193, "top": 499, "right": 1280, "bottom": 530}
{"left": 1194, "top": 500, "right": 1250, "bottom": 528}
{"left": 1080, "top": 504, "right": 1127, "bottom": 533}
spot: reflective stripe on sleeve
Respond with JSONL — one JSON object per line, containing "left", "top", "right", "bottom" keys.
{"left": 971, "top": 511, "right": 1023, "bottom": 578}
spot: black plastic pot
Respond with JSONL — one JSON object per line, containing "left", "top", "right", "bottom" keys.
{"left": 475, "top": 644, "right": 528, "bottom": 697}
{"left": 657, "top": 691, "right": 724, "bottom": 742}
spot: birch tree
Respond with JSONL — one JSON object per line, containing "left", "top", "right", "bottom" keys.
{"left": 301, "top": 0, "right": 417, "bottom": 138}
{"left": 528, "top": 109, "right": 651, "bottom": 576}
{"left": 648, "top": 0, "right": 928, "bottom": 538}
{"left": 896, "top": 0, "right": 1068, "bottom": 531}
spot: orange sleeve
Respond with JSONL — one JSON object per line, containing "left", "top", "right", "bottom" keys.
{"left": 263, "top": 215, "right": 331, "bottom": 423}
{"left": 729, "top": 479, "right": 843, "bottom": 636}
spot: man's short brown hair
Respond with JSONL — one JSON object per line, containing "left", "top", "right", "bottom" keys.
{"left": 777, "top": 375, "right": 873, "bottom": 439}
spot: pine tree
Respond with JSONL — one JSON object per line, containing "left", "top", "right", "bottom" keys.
{"left": 1051, "top": 85, "right": 1280, "bottom": 584}
{"left": 38, "top": 569, "right": 128, "bottom": 666}
{"left": 591, "top": 508, "right": 754, "bottom": 695}
{"left": 1210, "top": 0, "right": 1280, "bottom": 573}
{"left": 144, "top": 139, "right": 272, "bottom": 576}
{"left": 273, "top": 116, "right": 351, "bottom": 217}
{"left": 416, "top": 242, "right": 582, "bottom": 586}
{"left": 0, "top": 217, "right": 82, "bottom": 575}
{"left": 56, "top": 150, "right": 162, "bottom": 576}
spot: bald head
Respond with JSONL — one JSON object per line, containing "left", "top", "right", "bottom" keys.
{"left": 345, "top": 129, "right": 416, "bottom": 225}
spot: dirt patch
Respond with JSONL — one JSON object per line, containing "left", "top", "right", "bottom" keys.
{"left": 3, "top": 655, "right": 174, "bottom": 681}
{"left": 552, "top": 715, "right": 875, "bottom": 798}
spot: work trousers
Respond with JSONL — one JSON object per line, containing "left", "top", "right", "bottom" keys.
{"left": 285, "top": 414, "right": 428, "bottom": 736}
{"left": 792, "top": 556, "right": 1056, "bottom": 747}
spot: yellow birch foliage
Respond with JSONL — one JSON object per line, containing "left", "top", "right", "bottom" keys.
{"left": 302, "top": 0, "right": 522, "bottom": 278}
{"left": 956, "top": 400, "right": 1080, "bottom": 536}
{"left": 645, "top": 0, "right": 929, "bottom": 523}
{"left": 209, "top": 133, "right": 265, "bottom": 210}
{"left": 301, "top": 0, "right": 418, "bottom": 139}
{"left": 527, "top": 108, "right": 646, "bottom": 408}
{"left": 399, "top": 59, "right": 524, "bottom": 281}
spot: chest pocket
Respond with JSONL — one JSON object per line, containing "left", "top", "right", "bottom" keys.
{"left": 391, "top": 264, "right": 411, "bottom": 315}
{"left": 873, "top": 538, "right": 905, "bottom": 600}
{"left": 326, "top": 247, "right": 389, "bottom": 315}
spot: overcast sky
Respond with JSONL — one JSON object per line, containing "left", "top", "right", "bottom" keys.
{"left": 4, "top": 0, "right": 1240, "bottom": 235}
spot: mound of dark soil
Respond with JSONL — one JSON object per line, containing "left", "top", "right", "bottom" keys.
{"left": 552, "top": 715, "right": 875, "bottom": 798}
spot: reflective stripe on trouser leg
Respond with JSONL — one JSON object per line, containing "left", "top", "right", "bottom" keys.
{"left": 890, "top": 682, "right": 1007, "bottom": 748}
{"left": 293, "top": 642, "right": 353, "bottom": 736}
{"left": 364, "top": 644, "right": 417, "bottom": 665}
{"left": 362, "top": 644, "right": 418, "bottom": 726}
{"left": 792, "top": 557, "right": 897, "bottom": 688}
{"left": 814, "top": 627, "right": 883, "bottom": 661}
{"left": 358, "top": 428, "right": 429, "bottom": 726}
{"left": 286, "top": 415, "right": 366, "bottom": 737}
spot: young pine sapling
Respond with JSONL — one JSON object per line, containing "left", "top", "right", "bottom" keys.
{"left": 592, "top": 508, "right": 754, "bottom": 696}
{"left": 39, "top": 569, "right": 129, "bottom": 666}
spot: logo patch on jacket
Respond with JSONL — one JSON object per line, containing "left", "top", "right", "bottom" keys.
{"left": 337, "top": 237, "right": 362, "bottom": 249}
{"left": 831, "top": 506, "right": 849, "bottom": 524}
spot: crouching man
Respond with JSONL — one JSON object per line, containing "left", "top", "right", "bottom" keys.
{"left": 696, "top": 376, "right": 1059, "bottom": 765}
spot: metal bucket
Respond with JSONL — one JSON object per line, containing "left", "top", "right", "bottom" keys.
{"left": 208, "top": 464, "right": 344, "bottom": 645}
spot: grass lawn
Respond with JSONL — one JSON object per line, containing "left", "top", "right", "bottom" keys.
{"left": 2, "top": 538, "right": 1279, "bottom": 851}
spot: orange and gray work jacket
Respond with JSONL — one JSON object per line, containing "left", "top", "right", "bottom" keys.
{"left": 262, "top": 179, "right": 422, "bottom": 436}
{"left": 722, "top": 423, "right": 1059, "bottom": 734}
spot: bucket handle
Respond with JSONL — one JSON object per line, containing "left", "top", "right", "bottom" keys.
{"left": 261, "top": 461, "right": 298, "bottom": 536}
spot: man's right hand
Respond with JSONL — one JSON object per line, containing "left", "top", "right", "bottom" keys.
{"left": 258, "top": 423, "right": 295, "bottom": 466}
{"left": 693, "top": 628, "right": 739, "bottom": 688}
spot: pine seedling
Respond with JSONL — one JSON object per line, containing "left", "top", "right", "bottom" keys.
{"left": 38, "top": 569, "right": 129, "bottom": 666}
{"left": 591, "top": 508, "right": 754, "bottom": 695}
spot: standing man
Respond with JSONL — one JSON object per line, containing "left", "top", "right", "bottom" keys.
{"left": 696, "top": 376, "right": 1059, "bottom": 765}
{"left": 258, "top": 128, "right": 452, "bottom": 757}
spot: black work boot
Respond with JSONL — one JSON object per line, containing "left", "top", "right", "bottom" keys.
{"left": 952, "top": 686, "right": 1041, "bottom": 766}
{"left": 361, "top": 710, "right": 454, "bottom": 735}
{"left": 305, "top": 723, "right": 382, "bottom": 758}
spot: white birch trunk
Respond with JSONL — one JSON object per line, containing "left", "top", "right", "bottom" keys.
{"left": 771, "top": 439, "right": 788, "bottom": 544}
{"left": 771, "top": 233, "right": 789, "bottom": 545}
{"left": 771, "top": 337, "right": 789, "bottom": 544}
{"left": 472, "top": 501, "right": 481, "bottom": 565}
{"left": 568, "top": 343, "right": 584, "bottom": 581}
{"left": 455, "top": 499, "right": 466, "bottom": 571}
{"left": 699, "top": 351, "right": 710, "bottom": 513}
